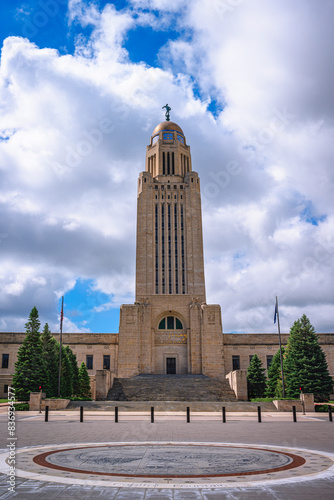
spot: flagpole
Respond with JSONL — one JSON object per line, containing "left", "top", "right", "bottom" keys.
{"left": 58, "top": 296, "right": 64, "bottom": 397}
{"left": 276, "top": 296, "right": 286, "bottom": 398}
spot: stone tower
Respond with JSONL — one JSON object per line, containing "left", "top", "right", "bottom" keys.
{"left": 117, "top": 117, "right": 225, "bottom": 379}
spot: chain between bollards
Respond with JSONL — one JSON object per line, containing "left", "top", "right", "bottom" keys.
{"left": 292, "top": 405, "right": 297, "bottom": 422}
{"left": 222, "top": 406, "right": 226, "bottom": 423}
{"left": 45, "top": 405, "right": 49, "bottom": 422}
{"left": 186, "top": 406, "right": 190, "bottom": 423}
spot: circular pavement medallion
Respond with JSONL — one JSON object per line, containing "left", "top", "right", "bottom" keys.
{"left": 33, "top": 444, "right": 303, "bottom": 478}
{"left": 2, "top": 442, "right": 333, "bottom": 489}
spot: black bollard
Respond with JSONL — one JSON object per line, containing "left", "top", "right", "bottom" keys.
{"left": 329, "top": 405, "right": 333, "bottom": 422}
{"left": 151, "top": 407, "right": 154, "bottom": 423}
{"left": 80, "top": 406, "right": 84, "bottom": 422}
{"left": 257, "top": 406, "right": 261, "bottom": 423}
{"left": 45, "top": 405, "right": 49, "bottom": 422}
{"left": 186, "top": 407, "right": 190, "bottom": 423}
{"left": 292, "top": 405, "right": 297, "bottom": 422}
{"left": 222, "top": 406, "right": 226, "bottom": 423}
{"left": 115, "top": 406, "right": 118, "bottom": 423}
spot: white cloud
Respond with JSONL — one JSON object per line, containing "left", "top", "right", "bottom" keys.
{"left": 0, "top": 0, "right": 333, "bottom": 334}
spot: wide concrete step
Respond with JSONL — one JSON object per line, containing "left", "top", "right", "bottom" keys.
{"left": 106, "top": 374, "right": 237, "bottom": 402}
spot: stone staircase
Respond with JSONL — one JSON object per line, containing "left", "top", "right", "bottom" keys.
{"left": 106, "top": 374, "right": 237, "bottom": 402}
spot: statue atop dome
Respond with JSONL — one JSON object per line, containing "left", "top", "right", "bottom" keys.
{"left": 162, "top": 103, "right": 171, "bottom": 121}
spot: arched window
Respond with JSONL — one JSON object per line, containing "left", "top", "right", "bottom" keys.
{"left": 158, "top": 316, "right": 183, "bottom": 330}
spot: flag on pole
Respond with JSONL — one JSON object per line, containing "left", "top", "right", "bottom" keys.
{"left": 60, "top": 297, "right": 64, "bottom": 328}
{"left": 274, "top": 303, "right": 277, "bottom": 324}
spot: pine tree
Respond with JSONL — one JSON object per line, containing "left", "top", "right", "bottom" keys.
{"left": 59, "top": 346, "right": 73, "bottom": 397}
{"left": 247, "top": 354, "right": 267, "bottom": 399}
{"left": 65, "top": 346, "right": 80, "bottom": 396}
{"left": 41, "top": 323, "right": 59, "bottom": 397}
{"left": 266, "top": 348, "right": 285, "bottom": 397}
{"left": 78, "top": 362, "right": 92, "bottom": 398}
{"left": 284, "top": 314, "right": 333, "bottom": 398}
{"left": 12, "top": 307, "right": 48, "bottom": 401}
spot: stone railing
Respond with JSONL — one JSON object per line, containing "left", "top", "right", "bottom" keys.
{"left": 273, "top": 393, "right": 315, "bottom": 412}
{"left": 226, "top": 370, "right": 248, "bottom": 400}
{"left": 29, "top": 392, "right": 70, "bottom": 411}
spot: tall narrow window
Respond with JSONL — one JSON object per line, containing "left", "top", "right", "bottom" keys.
{"left": 172, "top": 152, "right": 175, "bottom": 174}
{"left": 161, "top": 204, "right": 165, "bottom": 293}
{"left": 167, "top": 152, "right": 170, "bottom": 175}
{"left": 2, "top": 354, "right": 9, "bottom": 369}
{"left": 232, "top": 355, "right": 240, "bottom": 370}
{"left": 163, "top": 152, "right": 166, "bottom": 175}
{"left": 86, "top": 355, "right": 93, "bottom": 370}
{"left": 103, "top": 355, "right": 110, "bottom": 370}
{"left": 168, "top": 204, "right": 172, "bottom": 294}
{"left": 174, "top": 204, "right": 178, "bottom": 294}
{"left": 267, "top": 355, "right": 273, "bottom": 369}
{"left": 155, "top": 204, "right": 159, "bottom": 293}
{"left": 181, "top": 204, "right": 185, "bottom": 294}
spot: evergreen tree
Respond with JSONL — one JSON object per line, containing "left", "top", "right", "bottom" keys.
{"left": 12, "top": 307, "right": 47, "bottom": 401}
{"left": 78, "top": 362, "right": 92, "bottom": 398}
{"left": 266, "top": 348, "right": 285, "bottom": 397}
{"left": 59, "top": 346, "right": 73, "bottom": 397}
{"left": 41, "top": 323, "right": 59, "bottom": 397}
{"left": 247, "top": 354, "right": 267, "bottom": 399}
{"left": 65, "top": 346, "right": 80, "bottom": 396}
{"left": 284, "top": 314, "right": 333, "bottom": 398}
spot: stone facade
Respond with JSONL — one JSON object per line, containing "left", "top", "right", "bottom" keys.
{"left": 117, "top": 120, "right": 224, "bottom": 380}
{"left": 0, "top": 119, "right": 333, "bottom": 399}
{"left": 0, "top": 333, "right": 118, "bottom": 398}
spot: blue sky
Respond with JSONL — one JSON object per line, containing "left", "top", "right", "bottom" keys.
{"left": 1, "top": 0, "right": 334, "bottom": 335}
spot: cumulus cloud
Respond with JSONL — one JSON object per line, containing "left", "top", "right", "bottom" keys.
{"left": 0, "top": 0, "right": 333, "bottom": 334}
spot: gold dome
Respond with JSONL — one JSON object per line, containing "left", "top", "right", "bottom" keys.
{"left": 152, "top": 121, "right": 184, "bottom": 136}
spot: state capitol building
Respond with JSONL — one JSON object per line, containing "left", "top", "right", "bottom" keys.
{"left": 1, "top": 113, "right": 333, "bottom": 400}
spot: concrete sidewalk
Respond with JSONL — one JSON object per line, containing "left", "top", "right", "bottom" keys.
{"left": 0, "top": 410, "right": 333, "bottom": 499}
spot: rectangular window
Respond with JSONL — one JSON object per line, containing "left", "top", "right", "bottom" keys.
{"left": 181, "top": 204, "right": 185, "bottom": 294}
{"left": 168, "top": 204, "right": 172, "bottom": 294}
{"left": 161, "top": 204, "right": 165, "bottom": 293}
{"left": 162, "top": 152, "right": 166, "bottom": 175}
{"left": 249, "top": 355, "right": 254, "bottom": 364}
{"left": 155, "top": 204, "right": 159, "bottom": 293}
{"left": 167, "top": 151, "right": 170, "bottom": 174}
{"left": 232, "top": 355, "right": 240, "bottom": 370}
{"left": 2, "top": 354, "right": 9, "bottom": 369}
{"left": 174, "top": 204, "right": 178, "bottom": 294}
{"left": 86, "top": 355, "right": 93, "bottom": 370}
{"left": 103, "top": 355, "right": 110, "bottom": 370}
{"left": 267, "top": 355, "right": 273, "bottom": 369}
{"left": 4, "top": 384, "right": 8, "bottom": 394}
{"left": 167, "top": 316, "right": 174, "bottom": 329}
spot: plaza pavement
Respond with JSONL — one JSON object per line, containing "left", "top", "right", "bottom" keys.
{"left": 0, "top": 408, "right": 333, "bottom": 499}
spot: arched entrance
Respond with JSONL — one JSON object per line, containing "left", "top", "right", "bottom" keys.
{"left": 154, "top": 314, "right": 188, "bottom": 374}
